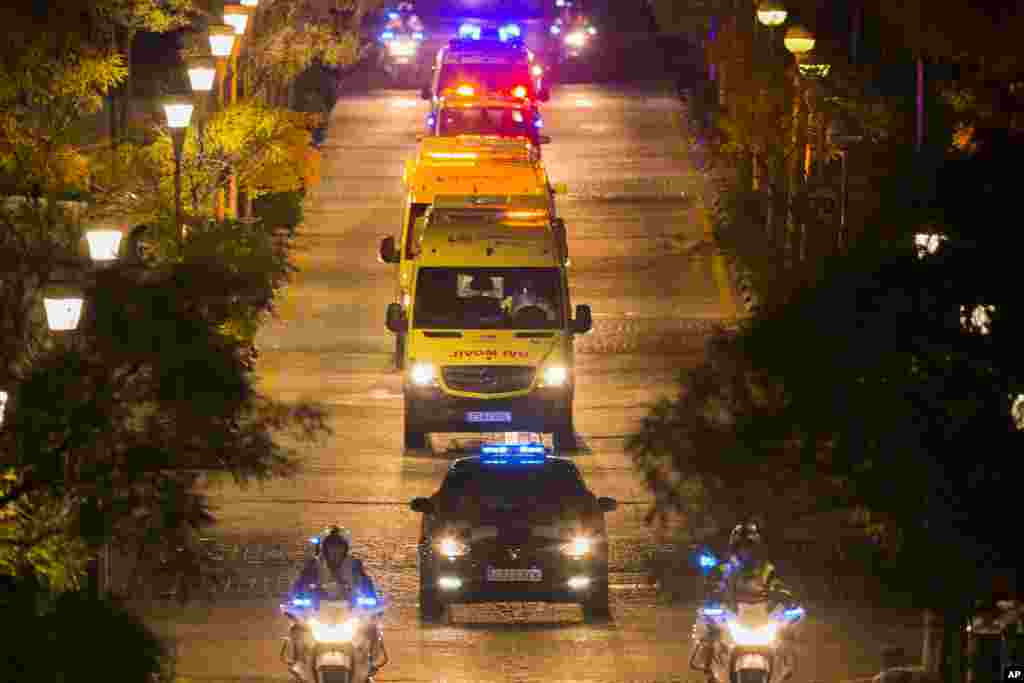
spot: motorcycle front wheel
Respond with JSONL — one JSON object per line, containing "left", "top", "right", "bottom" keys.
{"left": 318, "top": 668, "right": 352, "bottom": 683}
{"left": 731, "top": 670, "right": 769, "bottom": 683}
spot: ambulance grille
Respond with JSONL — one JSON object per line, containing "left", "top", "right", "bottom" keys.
{"left": 442, "top": 365, "right": 535, "bottom": 393}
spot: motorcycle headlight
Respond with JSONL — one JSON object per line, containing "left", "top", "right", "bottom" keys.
{"left": 560, "top": 535, "right": 593, "bottom": 558}
{"left": 437, "top": 536, "right": 468, "bottom": 558}
{"left": 410, "top": 361, "right": 435, "bottom": 386}
{"left": 540, "top": 365, "right": 568, "bottom": 387}
{"left": 565, "top": 32, "right": 586, "bottom": 48}
{"left": 726, "top": 620, "right": 777, "bottom": 646}
{"left": 309, "top": 617, "right": 358, "bottom": 643}
{"left": 389, "top": 40, "right": 417, "bottom": 56}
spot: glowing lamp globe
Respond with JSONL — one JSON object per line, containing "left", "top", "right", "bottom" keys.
{"left": 756, "top": 0, "right": 787, "bottom": 27}
{"left": 186, "top": 56, "right": 217, "bottom": 92}
{"left": 162, "top": 96, "right": 194, "bottom": 129}
{"left": 0, "top": 389, "right": 7, "bottom": 427}
{"left": 208, "top": 24, "right": 237, "bottom": 57}
{"left": 44, "top": 284, "right": 85, "bottom": 331}
{"left": 223, "top": 4, "right": 252, "bottom": 35}
{"left": 240, "top": 0, "right": 258, "bottom": 6}
{"left": 85, "top": 228, "right": 124, "bottom": 262}
{"left": 784, "top": 25, "right": 815, "bottom": 55}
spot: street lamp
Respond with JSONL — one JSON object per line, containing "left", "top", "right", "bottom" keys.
{"left": 240, "top": 0, "right": 258, "bottom": 5}
{"left": 223, "top": 4, "right": 252, "bottom": 35}
{"left": 756, "top": 0, "right": 787, "bottom": 27}
{"left": 783, "top": 25, "right": 815, "bottom": 56}
{"left": 43, "top": 283, "right": 85, "bottom": 331}
{"left": 85, "top": 228, "right": 124, "bottom": 263}
{"left": 186, "top": 55, "right": 217, "bottom": 92}
{"left": 162, "top": 95, "right": 194, "bottom": 241}
{"left": 0, "top": 389, "right": 7, "bottom": 427}
{"left": 208, "top": 23, "right": 237, "bottom": 59}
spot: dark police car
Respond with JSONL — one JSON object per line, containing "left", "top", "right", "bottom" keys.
{"left": 409, "top": 443, "right": 617, "bottom": 622}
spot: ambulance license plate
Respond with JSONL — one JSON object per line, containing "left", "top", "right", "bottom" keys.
{"left": 466, "top": 411, "right": 512, "bottom": 423}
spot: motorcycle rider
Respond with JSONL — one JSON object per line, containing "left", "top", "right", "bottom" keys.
{"left": 287, "top": 526, "right": 387, "bottom": 680}
{"left": 695, "top": 519, "right": 797, "bottom": 681}
{"left": 386, "top": 2, "right": 422, "bottom": 33}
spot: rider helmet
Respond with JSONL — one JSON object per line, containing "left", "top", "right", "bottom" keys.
{"left": 729, "top": 519, "right": 762, "bottom": 554}
{"left": 315, "top": 525, "right": 352, "bottom": 564}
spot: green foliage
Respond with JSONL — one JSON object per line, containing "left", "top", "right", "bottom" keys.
{"left": 628, "top": 237, "right": 1024, "bottom": 606}
{"left": 3, "top": 582, "right": 167, "bottom": 681}
{"left": 254, "top": 190, "right": 305, "bottom": 232}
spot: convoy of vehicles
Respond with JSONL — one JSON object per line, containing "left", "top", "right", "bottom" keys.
{"left": 409, "top": 442, "right": 617, "bottom": 622}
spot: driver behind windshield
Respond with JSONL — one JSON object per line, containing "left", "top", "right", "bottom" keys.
{"left": 413, "top": 268, "right": 561, "bottom": 330}
{"left": 439, "top": 107, "right": 534, "bottom": 140}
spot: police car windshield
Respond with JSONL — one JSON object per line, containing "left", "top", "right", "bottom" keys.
{"left": 440, "top": 107, "right": 532, "bottom": 138}
{"left": 414, "top": 267, "right": 562, "bottom": 330}
{"left": 439, "top": 64, "right": 532, "bottom": 94}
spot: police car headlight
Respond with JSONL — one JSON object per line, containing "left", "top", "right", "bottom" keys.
{"left": 540, "top": 365, "right": 569, "bottom": 387}
{"left": 561, "top": 535, "right": 593, "bottom": 558}
{"left": 410, "top": 362, "right": 435, "bottom": 386}
{"left": 565, "top": 32, "right": 586, "bottom": 48}
{"left": 437, "top": 536, "right": 468, "bottom": 558}
{"left": 309, "top": 617, "right": 358, "bottom": 643}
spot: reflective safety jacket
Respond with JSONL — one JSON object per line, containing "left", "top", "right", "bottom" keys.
{"left": 706, "top": 554, "right": 792, "bottom": 604}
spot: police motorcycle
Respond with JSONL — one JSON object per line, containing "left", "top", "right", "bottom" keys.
{"left": 378, "top": 5, "right": 426, "bottom": 86}
{"left": 279, "top": 542, "right": 388, "bottom": 683}
{"left": 690, "top": 551, "right": 804, "bottom": 683}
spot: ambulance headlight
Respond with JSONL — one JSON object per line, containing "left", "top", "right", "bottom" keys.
{"left": 540, "top": 365, "right": 568, "bottom": 387}
{"left": 410, "top": 362, "right": 435, "bottom": 386}
{"left": 565, "top": 32, "right": 586, "bottom": 48}
{"left": 550, "top": 24, "right": 561, "bottom": 35}
{"left": 437, "top": 536, "right": 469, "bottom": 558}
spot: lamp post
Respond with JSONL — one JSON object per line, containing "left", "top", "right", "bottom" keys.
{"left": 827, "top": 118, "right": 863, "bottom": 254}
{"left": 222, "top": 5, "right": 253, "bottom": 219}
{"left": 162, "top": 95, "right": 194, "bottom": 242}
{"left": 207, "top": 25, "right": 237, "bottom": 223}
{"left": 784, "top": 25, "right": 815, "bottom": 266}
{"left": 756, "top": 0, "right": 787, "bottom": 58}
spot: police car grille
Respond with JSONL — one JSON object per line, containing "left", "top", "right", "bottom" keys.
{"left": 442, "top": 366, "right": 535, "bottom": 393}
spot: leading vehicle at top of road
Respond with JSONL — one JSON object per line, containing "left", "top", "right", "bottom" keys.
{"left": 422, "top": 36, "right": 550, "bottom": 103}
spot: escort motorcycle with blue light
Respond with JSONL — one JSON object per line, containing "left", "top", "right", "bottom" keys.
{"left": 408, "top": 442, "right": 617, "bottom": 623}
{"left": 690, "top": 589, "right": 805, "bottom": 683}
{"left": 279, "top": 564, "right": 387, "bottom": 683}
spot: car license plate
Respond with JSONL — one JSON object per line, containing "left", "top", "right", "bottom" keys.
{"left": 487, "top": 567, "right": 542, "bottom": 582}
{"left": 466, "top": 411, "right": 512, "bottom": 423}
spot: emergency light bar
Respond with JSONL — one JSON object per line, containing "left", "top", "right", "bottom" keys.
{"left": 380, "top": 30, "right": 394, "bottom": 40}
{"left": 783, "top": 606, "right": 805, "bottom": 620}
{"left": 458, "top": 23, "right": 481, "bottom": 40}
{"left": 499, "top": 23, "right": 521, "bottom": 41}
{"left": 292, "top": 596, "right": 313, "bottom": 607}
{"left": 357, "top": 596, "right": 378, "bottom": 607}
{"left": 699, "top": 551, "right": 718, "bottom": 569}
{"left": 413, "top": 31, "right": 424, "bottom": 40}
{"left": 427, "top": 151, "right": 478, "bottom": 159}
{"left": 701, "top": 604, "right": 725, "bottom": 617}
{"left": 310, "top": 536, "right": 320, "bottom": 544}
{"left": 480, "top": 443, "right": 547, "bottom": 464}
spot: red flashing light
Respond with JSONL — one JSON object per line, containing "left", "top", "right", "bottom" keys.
{"left": 512, "top": 85, "right": 528, "bottom": 98}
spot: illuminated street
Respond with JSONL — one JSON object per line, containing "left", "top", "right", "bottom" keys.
{"left": 136, "top": 82, "right": 919, "bottom": 682}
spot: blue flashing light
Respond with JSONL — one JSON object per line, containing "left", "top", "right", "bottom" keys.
{"left": 556, "top": 0, "right": 566, "bottom": 6}
{"left": 534, "top": 117, "right": 544, "bottom": 128}
{"left": 499, "top": 24, "right": 521, "bottom": 41}
{"left": 413, "top": 31, "right": 424, "bottom": 40}
{"left": 701, "top": 605, "right": 725, "bottom": 617}
{"left": 550, "top": 24, "right": 561, "bottom": 35}
{"left": 426, "top": 115, "right": 435, "bottom": 127}
{"left": 357, "top": 596, "right": 378, "bottom": 607}
{"left": 783, "top": 606, "right": 805, "bottom": 620}
{"left": 458, "top": 23, "right": 481, "bottom": 40}
{"left": 480, "top": 443, "right": 547, "bottom": 464}
{"left": 292, "top": 597, "right": 313, "bottom": 607}
{"left": 310, "top": 536, "right": 320, "bottom": 544}
{"left": 698, "top": 552, "right": 718, "bottom": 569}
{"left": 380, "top": 30, "right": 395, "bottom": 41}
{"left": 388, "top": 12, "right": 399, "bottom": 19}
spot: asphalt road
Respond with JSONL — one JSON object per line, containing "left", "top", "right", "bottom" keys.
{"left": 135, "top": 69, "right": 922, "bottom": 683}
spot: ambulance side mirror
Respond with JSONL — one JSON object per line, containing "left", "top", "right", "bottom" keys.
{"left": 539, "top": 135, "right": 552, "bottom": 145}
{"left": 552, "top": 182, "right": 568, "bottom": 194}
{"left": 571, "top": 304, "right": 592, "bottom": 334}
{"left": 379, "top": 236, "right": 400, "bottom": 264}
{"left": 420, "top": 85, "right": 432, "bottom": 100}
{"left": 539, "top": 86, "right": 551, "bottom": 102}
{"left": 386, "top": 303, "right": 407, "bottom": 333}
{"left": 598, "top": 496, "right": 617, "bottom": 512}
{"left": 552, "top": 218, "right": 569, "bottom": 263}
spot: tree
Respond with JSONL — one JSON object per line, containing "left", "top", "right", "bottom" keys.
{"left": 629, "top": 229, "right": 1024, "bottom": 682}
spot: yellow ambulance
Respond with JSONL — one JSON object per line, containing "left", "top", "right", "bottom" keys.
{"left": 379, "top": 135, "right": 566, "bottom": 366}
{"left": 384, "top": 194, "right": 590, "bottom": 452}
